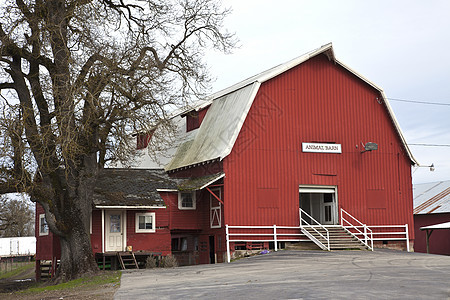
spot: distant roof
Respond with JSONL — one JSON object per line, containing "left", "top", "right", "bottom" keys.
{"left": 420, "top": 221, "right": 450, "bottom": 230}
{"left": 164, "top": 43, "right": 417, "bottom": 171}
{"left": 413, "top": 181, "right": 450, "bottom": 214}
{"left": 93, "top": 169, "right": 181, "bottom": 208}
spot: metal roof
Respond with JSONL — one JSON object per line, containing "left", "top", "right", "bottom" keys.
{"left": 93, "top": 169, "right": 181, "bottom": 207}
{"left": 413, "top": 181, "right": 450, "bottom": 214}
{"left": 164, "top": 43, "right": 417, "bottom": 171}
{"left": 420, "top": 221, "right": 450, "bottom": 230}
{"left": 165, "top": 83, "right": 260, "bottom": 171}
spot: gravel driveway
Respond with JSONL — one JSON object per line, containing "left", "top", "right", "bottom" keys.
{"left": 115, "top": 249, "right": 450, "bottom": 300}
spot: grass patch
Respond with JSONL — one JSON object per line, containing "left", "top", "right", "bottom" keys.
{"left": 21, "top": 271, "right": 121, "bottom": 294}
{"left": 0, "top": 262, "right": 34, "bottom": 280}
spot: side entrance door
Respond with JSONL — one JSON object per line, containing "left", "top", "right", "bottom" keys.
{"left": 105, "top": 210, "right": 124, "bottom": 252}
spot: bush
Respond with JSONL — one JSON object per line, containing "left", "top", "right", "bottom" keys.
{"left": 160, "top": 255, "right": 178, "bottom": 268}
{"left": 145, "top": 256, "right": 158, "bottom": 269}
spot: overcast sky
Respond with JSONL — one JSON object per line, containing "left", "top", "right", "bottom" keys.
{"left": 205, "top": 0, "right": 450, "bottom": 184}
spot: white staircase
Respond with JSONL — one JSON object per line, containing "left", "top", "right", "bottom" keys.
{"left": 299, "top": 208, "right": 373, "bottom": 251}
{"left": 301, "top": 226, "right": 369, "bottom": 250}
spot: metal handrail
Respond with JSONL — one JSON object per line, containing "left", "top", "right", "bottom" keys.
{"left": 340, "top": 208, "right": 373, "bottom": 250}
{"left": 299, "top": 208, "right": 330, "bottom": 250}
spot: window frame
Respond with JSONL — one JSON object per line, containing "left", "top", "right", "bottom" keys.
{"left": 135, "top": 212, "right": 156, "bottom": 233}
{"left": 178, "top": 191, "right": 196, "bottom": 210}
{"left": 39, "top": 213, "right": 49, "bottom": 236}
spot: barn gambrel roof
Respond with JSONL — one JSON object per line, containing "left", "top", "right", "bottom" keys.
{"left": 163, "top": 43, "right": 418, "bottom": 171}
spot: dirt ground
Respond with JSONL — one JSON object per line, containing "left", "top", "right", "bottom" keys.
{"left": 0, "top": 266, "right": 119, "bottom": 299}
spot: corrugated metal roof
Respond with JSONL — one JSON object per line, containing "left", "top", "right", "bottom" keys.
{"left": 163, "top": 43, "right": 417, "bottom": 171}
{"left": 165, "top": 83, "right": 260, "bottom": 171}
{"left": 420, "top": 221, "right": 450, "bottom": 230}
{"left": 413, "top": 181, "right": 450, "bottom": 214}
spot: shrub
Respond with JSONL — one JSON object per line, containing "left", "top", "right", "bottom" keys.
{"left": 145, "top": 256, "right": 158, "bottom": 269}
{"left": 160, "top": 255, "right": 178, "bottom": 268}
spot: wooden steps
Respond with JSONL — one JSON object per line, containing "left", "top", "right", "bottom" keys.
{"left": 117, "top": 252, "right": 139, "bottom": 270}
{"left": 38, "top": 259, "right": 59, "bottom": 281}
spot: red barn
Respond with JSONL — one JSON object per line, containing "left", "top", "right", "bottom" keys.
{"left": 35, "top": 43, "right": 417, "bottom": 278}
{"left": 413, "top": 181, "right": 450, "bottom": 255}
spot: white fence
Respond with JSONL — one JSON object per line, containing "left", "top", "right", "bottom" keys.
{"left": 226, "top": 221, "right": 410, "bottom": 262}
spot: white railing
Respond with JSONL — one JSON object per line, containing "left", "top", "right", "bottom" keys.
{"left": 340, "top": 208, "right": 373, "bottom": 251}
{"left": 225, "top": 225, "right": 309, "bottom": 263}
{"left": 347, "top": 224, "right": 410, "bottom": 252}
{"left": 299, "top": 208, "right": 330, "bottom": 251}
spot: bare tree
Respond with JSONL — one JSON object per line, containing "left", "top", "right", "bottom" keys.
{"left": 0, "top": 0, "right": 235, "bottom": 281}
{"left": 0, "top": 195, "right": 34, "bottom": 237}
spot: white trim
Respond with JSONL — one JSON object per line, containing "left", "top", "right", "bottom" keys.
{"left": 299, "top": 186, "right": 336, "bottom": 193}
{"left": 156, "top": 189, "right": 178, "bottom": 192}
{"left": 95, "top": 205, "right": 165, "bottom": 209}
{"left": 90, "top": 212, "right": 92, "bottom": 234}
{"left": 178, "top": 191, "right": 196, "bottom": 210}
{"left": 101, "top": 209, "right": 105, "bottom": 253}
{"left": 135, "top": 212, "right": 156, "bottom": 233}
{"left": 210, "top": 188, "right": 222, "bottom": 229}
{"left": 199, "top": 173, "right": 225, "bottom": 190}
{"left": 123, "top": 211, "right": 127, "bottom": 250}
{"left": 38, "top": 214, "right": 49, "bottom": 236}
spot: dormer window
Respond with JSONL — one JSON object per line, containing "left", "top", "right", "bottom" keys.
{"left": 136, "top": 130, "right": 154, "bottom": 150}
{"left": 185, "top": 106, "right": 210, "bottom": 132}
{"left": 186, "top": 111, "right": 200, "bottom": 132}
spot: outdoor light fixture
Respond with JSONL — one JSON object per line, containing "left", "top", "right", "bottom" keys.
{"left": 414, "top": 163, "right": 435, "bottom": 172}
{"left": 361, "top": 142, "right": 378, "bottom": 153}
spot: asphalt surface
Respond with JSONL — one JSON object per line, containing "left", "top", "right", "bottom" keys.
{"left": 115, "top": 249, "right": 450, "bottom": 299}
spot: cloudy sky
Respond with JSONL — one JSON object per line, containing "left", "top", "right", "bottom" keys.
{"left": 205, "top": 0, "right": 450, "bottom": 184}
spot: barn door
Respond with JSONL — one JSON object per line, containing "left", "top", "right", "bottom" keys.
{"left": 299, "top": 186, "right": 338, "bottom": 225}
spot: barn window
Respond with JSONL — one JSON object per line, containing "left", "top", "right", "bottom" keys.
{"left": 178, "top": 192, "right": 196, "bottom": 210}
{"left": 39, "top": 214, "right": 49, "bottom": 236}
{"left": 135, "top": 212, "right": 156, "bottom": 233}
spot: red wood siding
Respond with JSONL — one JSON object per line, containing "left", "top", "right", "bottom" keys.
{"left": 414, "top": 213, "right": 450, "bottom": 255}
{"left": 125, "top": 210, "right": 171, "bottom": 255}
{"left": 35, "top": 204, "right": 60, "bottom": 260}
{"left": 223, "top": 54, "right": 414, "bottom": 239}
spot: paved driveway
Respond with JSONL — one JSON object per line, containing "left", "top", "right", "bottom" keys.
{"left": 115, "top": 250, "right": 450, "bottom": 299}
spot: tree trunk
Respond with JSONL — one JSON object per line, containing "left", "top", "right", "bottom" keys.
{"left": 57, "top": 222, "right": 98, "bottom": 282}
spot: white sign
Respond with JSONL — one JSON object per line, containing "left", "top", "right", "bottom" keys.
{"left": 302, "top": 143, "right": 342, "bottom": 153}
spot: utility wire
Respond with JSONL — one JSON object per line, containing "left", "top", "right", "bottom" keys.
{"left": 387, "top": 97, "right": 450, "bottom": 106}
{"left": 408, "top": 143, "right": 450, "bottom": 147}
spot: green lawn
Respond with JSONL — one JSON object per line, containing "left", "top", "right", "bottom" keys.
{"left": 0, "top": 261, "right": 34, "bottom": 279}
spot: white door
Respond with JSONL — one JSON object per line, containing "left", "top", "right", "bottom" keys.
{"left": 322, "top": 202, "right": 334, "bottom": 225}
{"left": 106, "top": 211, "right": 123, "bottom": 252}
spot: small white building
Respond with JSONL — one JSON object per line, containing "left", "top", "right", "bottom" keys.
{"left": 0, "top": 237, "right": 36, "bottom": 258}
